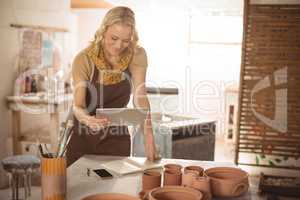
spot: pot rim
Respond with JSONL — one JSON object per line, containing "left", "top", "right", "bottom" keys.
{"left": 81, "top": 193, "right": 140, "bottom": 200}
{"left": 184, "top": 166, "right": 204, "bottom": 174}
{"left": 185, "top": 166, "right": 204, "bottom": 170}
{"left": 144, "top": 170, "right": 162, "bottom": 177}
{"left": 205, "top": 167, "right": 248, "bottom": 177}
{"left": 164, "top": 164, "right": 182, "bottom": 170}
{"left": 164, "top": 169, "right": 182, "bottom": 175}
{"left": 149, "top": 186, "right": 203, "bottom": 200}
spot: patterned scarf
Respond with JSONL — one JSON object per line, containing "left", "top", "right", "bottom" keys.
{"left": 86, "top": 43, "right": 133, "bottom": 85}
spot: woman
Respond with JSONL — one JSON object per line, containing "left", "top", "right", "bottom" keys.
{"left": 67, "top": 6, "right": 156, "bottom": 166}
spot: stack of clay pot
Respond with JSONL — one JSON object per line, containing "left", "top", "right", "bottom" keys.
{"left": 140, "top": 170, "right": 162, "bottom": 198}
{"left": 140, "top": 164, "right": 249, "bottom": 200}
{"left": 140, "top": 164, "right": 206, "bottom": 200}
{"left": 180, "top": 165, "right": 211, "bottom": 200}
{"left": 163, "top": 164, "right": 183, "bottom": 186}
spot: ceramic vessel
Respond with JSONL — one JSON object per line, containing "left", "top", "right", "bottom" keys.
{"left": 164, "top": 164, "right": 182, "bottom": 172}
{"left": 163, "top": 169, "right": 182, "bottom": 186}
{"left": 181, "top": 172, "right": 198, "bottom": 187}
{"left": 139, "top": 190, "right": 150, "bottom": 200}
{"left": 191, "top": 176, "right": 212, "bottom": 200}
{"left": 142, "top": 170, "right": 162, "bottom": 191}
{"left": 184, "top": 166, "right": 204, "bottom": 176}
{"left": 81, "top": 193, "right": 140, "bottom": 200}
{"left": 148, "top": 186, "right": 203, "bottom": 200}
{"left": 204, "top": 167, "right": 249, "bottom": 198}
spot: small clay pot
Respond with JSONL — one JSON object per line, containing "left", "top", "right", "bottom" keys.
{"left": 204, "top": 167, "right": 249, "bottom": 198}
{"left": 81, "top": 193, "right": 140, "bottom": 200}
{"left": 139, "top": 190, "right": 150, "bottom": 200}
{"left": 163, "top": 169, "right": 182, "bottom": 186}
{"left": 142, "top": 170, "right": 162, "bottom": 191}
{"left": 164, "top": 164, "right": 182, "bottom": 172}
{"left": 191, "top": 176, "right": 212, "bottom": 200}
{"left": 148, "top": 186, "right": 203, "bottom": 200}
{"left": 184, "top": 166, "right": 204, "bottom": 176}
{"left": 181, "top": 172, "right": 198, "bottom": 187}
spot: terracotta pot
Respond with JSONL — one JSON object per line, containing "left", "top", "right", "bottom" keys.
{"left": 142, "top": 170, "right": 162, "bottom": 191}
{"left": 164, "top": 164, "right": 182, "bottom": 172}
{"left": 204, "top": 167, "right": 249, "bottom": 198}
{"left": 81, "top": 193, "right": 140, "bottom": 200}
{"left": 163, "top": 169, "right": 182, "bottom": 186}
{"left": 139, "top": 190, "right": 150, "bottom": 200}
{"left": 184, "top": 166, "right": 204, "bottom": 176}
{"left": 181, "top": 172, "right": 198, "bottom": 187}
{"left": 191, "top": 176, "right": 212, "bottom": 200}
{"left": 148, "top": 186, "right": 203, "bottom": 200}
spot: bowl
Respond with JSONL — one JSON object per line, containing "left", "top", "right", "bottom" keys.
{"left": 204, "top": 167, "right": 249, "bottom": 198}
{"left": 148, "top": 186, "right": 203, "bottom": 200}
{"left": 81, "top": 193, "right": 140, "bottom": 200}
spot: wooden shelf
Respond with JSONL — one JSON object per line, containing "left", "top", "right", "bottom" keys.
{"left": 10, "top": 23, "right": 69, "bottom": 33}
{"left": 71, "top": 0, "right": 113, "bottom": 9}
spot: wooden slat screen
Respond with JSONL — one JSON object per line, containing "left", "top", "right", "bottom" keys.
{"left": 235, "top": 1, "right": 300, "bottom": 169}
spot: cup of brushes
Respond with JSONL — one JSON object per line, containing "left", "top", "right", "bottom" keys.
{"left": 39, "top": 120, "right": 74, "bottom": 200}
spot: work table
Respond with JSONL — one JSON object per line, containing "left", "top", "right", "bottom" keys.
{"left": 67, "top": 155, "right": 254, "bottom": 200}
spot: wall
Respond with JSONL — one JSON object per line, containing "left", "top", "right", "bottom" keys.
{"left": 73, "top": 9, "right": 107, "bottom": 51}
{"left": 0, "top": 0, "right": 77, "bottom": 188}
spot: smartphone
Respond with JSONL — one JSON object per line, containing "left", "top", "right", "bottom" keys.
{"left": 93, "top": 169, "right": 113, "bottom": 179}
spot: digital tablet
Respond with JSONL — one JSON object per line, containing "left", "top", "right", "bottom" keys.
{"left": 96, "top": 108, "right": 148, "bottom": 126}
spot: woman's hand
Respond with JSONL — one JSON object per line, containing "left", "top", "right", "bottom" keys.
{"left": 143, "top": 118, "right": 159, "bottom": 162}
{"left": 84, "top": 115, "right": 110, "bottom": 131}
{"left": 144, "top": 132, "right": 157, "bottom": 162}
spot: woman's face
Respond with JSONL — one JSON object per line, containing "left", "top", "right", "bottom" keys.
{"left": 103, "top": 23, "right": 132, "bottom": 57}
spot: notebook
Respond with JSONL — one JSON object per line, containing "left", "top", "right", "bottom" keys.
{"left": 101, "top": 157, "right": 162, "bottom": 175}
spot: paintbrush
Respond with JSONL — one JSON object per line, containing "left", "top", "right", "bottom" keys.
{"left": 57, "top": 120, "right": 74, "bottom": 157}
{"left": 57, "top": 122, "right": 66, "bottom": 144}
{"left": 38, "top": 143, "right": 45, "bottom": 157}
{"left": 59, "top": 129, "right": 74, "bottom": 157}
{"left": 36, "top": 139, "right": 47, "bottom": 158}
{"left": 55, "top": 122, "right": 67, "bottom": 157}
{"left": 43, "top": 144, "right": 53, "bottom": 158}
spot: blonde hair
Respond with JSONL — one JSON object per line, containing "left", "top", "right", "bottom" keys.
{"left": 92, "top": 6, "right": 139, "bottom": 51}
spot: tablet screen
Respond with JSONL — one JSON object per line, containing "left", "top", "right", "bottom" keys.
{"left": 96, "top": 108, "right": 148, "bottom": 126}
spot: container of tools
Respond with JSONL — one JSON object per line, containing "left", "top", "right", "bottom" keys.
{"left": 39, "top": 120, "right": 74, "bottom": 200}
{"left": 41, "top": 157, "right": 67, "bottom": 200}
